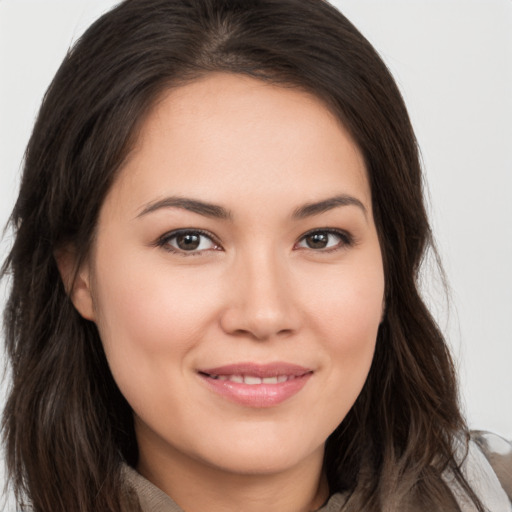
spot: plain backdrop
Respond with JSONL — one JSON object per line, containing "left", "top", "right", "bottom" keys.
{"left": 1, "top": 0, "right": 511, "bottom": 502}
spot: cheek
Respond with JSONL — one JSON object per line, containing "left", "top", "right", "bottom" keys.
{"left": 93, "top": 254, "right": 217, "bottom": 354}
{"left": 303, "top": 258, "right": 384, "bottom": 406}
{"left": 91, "top": 271, "right": 196, "bottom": 420}
{"left": 89, "top": 253, "right": 221, "bottom": 408}
{"left": 305, "top": 258, "right": 384, "bottom": 343}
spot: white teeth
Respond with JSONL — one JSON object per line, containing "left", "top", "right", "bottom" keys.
{"left": 208, "top": 374, "right": 292, "bottom": 384}
{"left": 208, "top": 373, "right": 294, "bottom": 384}
{"left": 244, "top": 376, "right": 263, "bottom": 385}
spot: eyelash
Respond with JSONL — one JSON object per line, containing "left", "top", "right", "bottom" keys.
{"left": 154, "top": 228, "right": 354, "bottom": 256}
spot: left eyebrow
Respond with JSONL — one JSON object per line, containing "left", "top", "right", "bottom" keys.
{"left": 136, "top": 196, "right": 232, "bottom": 220}
{"left": 292, "top": 194, "right": 368, "bottom": 220}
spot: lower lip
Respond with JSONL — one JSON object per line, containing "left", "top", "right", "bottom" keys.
{"left": 199, "top": 373, "right": 312, "bottom": 408}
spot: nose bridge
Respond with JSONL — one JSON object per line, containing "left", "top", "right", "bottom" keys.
{"left": 220, "top": 244, "right": 300, "bottom": 340}
{"left": 245, "top": 247, "right": 287, "bottom": 307}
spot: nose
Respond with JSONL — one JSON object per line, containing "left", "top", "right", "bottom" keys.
{"left": 219, "top": 250, "right": 302, "bottom": 341}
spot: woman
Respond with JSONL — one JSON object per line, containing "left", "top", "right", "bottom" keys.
{"left": 1, "top": 0, "right": 510, "bottom": 511}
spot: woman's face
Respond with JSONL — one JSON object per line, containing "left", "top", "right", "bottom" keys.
{"left": 73, "top": 73, "right": 384, "bottom": 481}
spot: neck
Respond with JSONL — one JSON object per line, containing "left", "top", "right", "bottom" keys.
{"left": 136, "top": 435, "right": 329, "bottom": 512}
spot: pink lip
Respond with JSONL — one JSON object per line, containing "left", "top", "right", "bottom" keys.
{"left": 198, "top": 362, "right": 313, "bottom": 408}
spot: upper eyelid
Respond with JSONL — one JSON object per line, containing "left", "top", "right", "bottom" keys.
{"left": 297, "top": 227, "right": 352, "bottom": 241}
{"left": 160, "top": 228, "right": 217, "bottom": 240}
{"left": 156, "top": 228, "right": 221, "bottom": 248}
{"left": 300, "top": 227, "right": 346, "bottom": 235}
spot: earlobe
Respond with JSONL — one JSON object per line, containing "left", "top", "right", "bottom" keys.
{"left": 54, "top": 246, "right": 96, "bottom": 321}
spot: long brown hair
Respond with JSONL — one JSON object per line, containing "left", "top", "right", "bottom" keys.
{"left": 2, "top": 1, "right": 481, "bottom": 510}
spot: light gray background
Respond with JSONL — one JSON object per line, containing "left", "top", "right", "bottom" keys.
{"left": 1, "top": 0, "right": 511, "bottom": 503}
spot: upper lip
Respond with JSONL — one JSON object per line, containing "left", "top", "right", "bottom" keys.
{"left": 198, "top": 362, "right": 312, "bottom": 378}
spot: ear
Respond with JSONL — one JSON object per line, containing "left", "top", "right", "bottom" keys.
{"left": 54, "top": 246, "right": 96, "bottom": 321}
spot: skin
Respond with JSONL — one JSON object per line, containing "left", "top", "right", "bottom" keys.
{"left": 69, "top": 73, "right": 385, "bottom": 512}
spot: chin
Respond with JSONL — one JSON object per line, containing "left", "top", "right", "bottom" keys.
{"left": 206, "top": 448, "right": 321, "bottom": 476}
{"left": 189, "top": 425, "right": 326, "bottom": 476}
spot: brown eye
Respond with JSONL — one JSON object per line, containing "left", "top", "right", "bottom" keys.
{"left": 176, "top": 233, "right": 201, "bottom": 250}
{"left": 296, "top": 230, "right": 350, "bottom": 251}
{"left": 305, "top": 232, "right": 329, "bottom": 249}
{"left": 159, "top": 230, "right": 219, "bottom": 254}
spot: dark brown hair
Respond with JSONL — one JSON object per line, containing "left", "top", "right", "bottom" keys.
{"left": 2, "top": 0, "right": 481, "bottom": 510}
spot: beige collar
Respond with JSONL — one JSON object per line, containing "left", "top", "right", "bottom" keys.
{"left": 122, "top": 464, "right": 347, "bottom": 512}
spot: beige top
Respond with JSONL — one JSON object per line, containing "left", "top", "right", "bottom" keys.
{"left": 122, "top": 433, "right": 512, "bottom": 512}
{"left": 122, "top": 464, "right": 347, "bottom": 512}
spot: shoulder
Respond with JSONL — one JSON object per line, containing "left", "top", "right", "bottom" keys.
{"left": 444, "top": 431, "right": 512, "bottom": 512}
{"left": 471, "top": 430, "right": 512, "bottom": 501}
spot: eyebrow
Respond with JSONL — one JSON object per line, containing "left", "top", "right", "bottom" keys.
{"left": 136, "top": 194, "right": 367, "bottom": 221}
{"left": 292, "top": 194, "right": 368, "bottom": 220}
{"left": 136, "top": 196, "right": 232, "bottom": 220}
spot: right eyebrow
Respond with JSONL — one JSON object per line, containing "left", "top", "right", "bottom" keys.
{"left": 136, "top": 196, "right": 233, "bottom": 220}
{"left": 292, "top": 194, "right": 368, "bottom": 221}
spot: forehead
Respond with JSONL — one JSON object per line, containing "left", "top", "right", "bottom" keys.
{"left": 106, "top": 72, "right": 371, "bottom": 218}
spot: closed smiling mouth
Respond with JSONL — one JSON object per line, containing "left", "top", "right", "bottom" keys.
{"left": 197, "top": 363, "right": 313, "bottom": 407}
